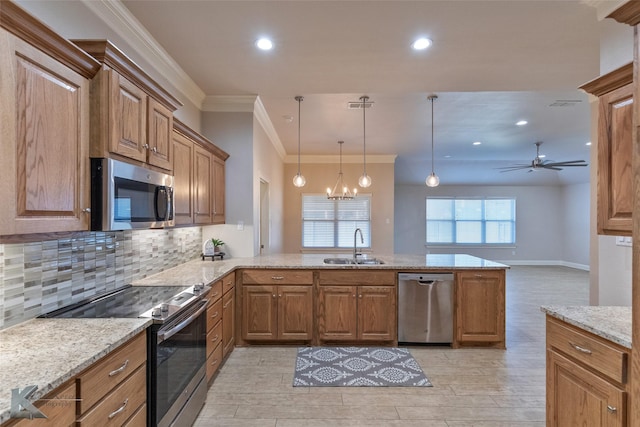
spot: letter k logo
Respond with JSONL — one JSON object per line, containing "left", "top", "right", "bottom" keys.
{"left": 10, "top": 386, "right": 46, "bottom": 419}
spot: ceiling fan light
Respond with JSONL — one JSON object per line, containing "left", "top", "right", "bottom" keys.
{"left": 426, "top": 172, "right": 440, "bottom": 187}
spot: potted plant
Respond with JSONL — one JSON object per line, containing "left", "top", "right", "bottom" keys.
{"left": 211, "top": 238, "right": 225, "bottom": 253}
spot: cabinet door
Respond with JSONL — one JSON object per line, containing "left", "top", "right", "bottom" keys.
{"left": 242, "top": 285, "right": 277, "bottom": 341}
{"left": 0, "top": 32, "right": 90, "bottom": 235}
{"left": 456, "top": 270, "right": 505, "bottom": 346}
{"left": 109, "top": 70, "right": 147, "bottom": 162}
{"left": 222, "top": 289, "right": 235, "bottom": 357}
{"left": 598, "top": 83, "right": 633, "bottom": 236}
{"left": 172, "top": 131, "right": 194, "bottom": 225}
{"left": 213, "top": 156, "right": 225, "bottom": 224}
{"left": 547, "top": 350, "right": 626, "bottom": 427}
{"left": 193, "top": 145, "right": 213, "bottom": 224}
{"left": 277, "top": 286, "right": 313, "bottom": 341}
{"left": 147, "top": 97, "right": 173, "bottom": 171}
{"left": 318, "top": 286, "right": 357, "bottom": 341}
{"left": 357, "top": 286, "right": 396, "bottom": 341}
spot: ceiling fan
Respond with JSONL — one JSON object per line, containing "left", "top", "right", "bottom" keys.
{"left": 497, "top": 142, "right": 588, "bottom": 173}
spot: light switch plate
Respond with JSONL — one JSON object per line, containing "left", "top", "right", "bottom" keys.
{"left": 615, "top": 236, "right": 632, "bottom": 247}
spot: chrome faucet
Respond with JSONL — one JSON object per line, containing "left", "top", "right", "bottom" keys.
{"left": 353, "top": 228, "right": 364, "bottom": 261}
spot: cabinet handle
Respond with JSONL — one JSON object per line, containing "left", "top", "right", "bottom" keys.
{"left": 569, "top": 342, "right": 592, "bottom": 355}
{"left": 272, "top": 294, "right": 276, "bottom": 298}
{"left": 474, "top": 274, "right": 483, "bottom": 278}
{"left": 212, "top": 334, "right": 219, "bottom": 343}
{"left": 211, "top": 359, "right": 219, "bottom": 366}
{"left": 82, "top": 208, "right": 91, "bottom": 213}
{"left": 143, "top": 143, "right": 149, "bottom": 150}
{"left": 211, "top": 291, "right": 219, "bottom": 297}
{"left": 271, "top": 276, "right": 284, "bottom": 280}
{"left": 107, "top": 398, "right": 128, "bottom": 419}
{"left": 607, "top": 405, "right": 617, "bottom": 413}
{"left": 108, "top": 359, "right": 129, "bottom": 377}
{"left": 352, "top": 294, "right": 356, "bottom": 298}
{"left": 278, "top": 294, "right": 282, "bottom": 297}
{"left": 224, "top": 300, "right": 232, "bottom": 308}
{"left": 358, "top": 294, "right": 362, "bottom": 298}
{"left": 211, "top": 311, "right": 219, "bottom": 319}
{"left": 152, "top": 146, "right": 157, "bottom": 153}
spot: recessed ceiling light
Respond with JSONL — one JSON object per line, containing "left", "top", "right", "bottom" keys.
{"left": 472, "top": 141, "right": 482, "bottom": 146}
{"left": 444, "top": 155, "right": 452, "bottom": 158}
{"left": 516, "top": 120, "right": 528, "bottom": 126}
{"left": 412, "top": 38, "right": 432, "bottom": 50}
{"left": 256, "top": 38, "right": 273, "bottom": 50}
{"left": 586, "top": 141, "right": 592, "bottom": 146}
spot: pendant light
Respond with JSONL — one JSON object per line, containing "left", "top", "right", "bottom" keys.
{"left": 358, "top": 95, "right": 372, "bottom": 188}
{"left": 292, "top": 95, "right": 306, "bottom": 187}
{"left": 327, "top": 141, "right": 357, "bottom": 200}
{"left": 425, "top": 94, "right": 440, "bottom": 187}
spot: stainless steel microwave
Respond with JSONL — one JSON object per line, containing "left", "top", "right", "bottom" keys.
{"left": 90, "top": 158, "right": 174, "bottom": 231}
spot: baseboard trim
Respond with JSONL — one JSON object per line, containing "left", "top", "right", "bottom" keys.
{"left": 495, "top": 260, "right": 590, "bottom": 271}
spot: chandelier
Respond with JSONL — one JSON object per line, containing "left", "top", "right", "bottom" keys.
{"left": 327, "top": 141, "right": 357, "bottom": 200}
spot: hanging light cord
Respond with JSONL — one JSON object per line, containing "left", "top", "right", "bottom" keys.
{"left": 430, "top": 96, "right": 435, "bottom": 173}
{"left": 362, "top": 96, "right": 367, "bottom": 175}
{"left": 296, "top": 96, "right": 302, "bottom": 175}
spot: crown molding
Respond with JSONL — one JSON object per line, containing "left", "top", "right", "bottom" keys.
{"left": 81, "top": 0, "right": 205, "bottom": 108}
{"left": 255, "top": 96, "right": 287, "bottom": 160}
{"left": 581, "top": 0, "right": 628, "bottom": 21}
{"left": 201, "top": 95, "right": 257, "bottom": 112}
{"left": 284, "top": 154, "right": 398, "bottom": 164}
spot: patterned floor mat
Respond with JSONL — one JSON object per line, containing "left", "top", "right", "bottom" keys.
{"left": 293, "top": 347, "right": 432, "bottom": 387}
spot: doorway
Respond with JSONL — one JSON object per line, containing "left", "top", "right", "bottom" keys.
{"left": 259, "top": 179, "right": 270, "bottom": 255}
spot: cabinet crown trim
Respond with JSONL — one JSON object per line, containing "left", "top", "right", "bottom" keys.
{"left": 174, "top": 118, "right": 229, "bottom": 160}
{"left": 0, "top": 1, "right": 101, "bottom": 78}
{"left": 579, "top": 62, "right": 633, "bottom": 96}
{"left": 71, "top": 39, "right": 183, "bottom": 111}
{"left": 606, "top": 1, "right": 640, "bottom": 26}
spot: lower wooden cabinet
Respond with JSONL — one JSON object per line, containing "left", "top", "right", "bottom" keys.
{"left": 317, "top": 271, "right": 396, "bottom": 343}
{"left": 455, "top": 270, "right": 505, "bottom": 348}
{"left": 242, "top": 285, "right": 313, "bottom": 341}
{"left": 222, "top": 287, "right": 235, "bottom": 357}
{"left": 5, "top": 381, "right": 76, "bottom": 427}
{"left": 546, "top": 316, "right": 629, "bottom": 427}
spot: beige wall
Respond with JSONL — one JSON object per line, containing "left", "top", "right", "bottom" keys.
{"left": 283, "top": 162, "right": 395, "bottom": 254}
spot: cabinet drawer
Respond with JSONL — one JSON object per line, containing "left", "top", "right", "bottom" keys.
{"left": 209, "top": 280, "right": 223, "bottom": 304}
{"left": 243, "top": 269, "right": 313, "bottom": 285}
{"left": 207, "top": 297, "right": 223, "bottom": 332}
{"left": 122, "top": 403, "right": 146, "bottom": 427}
{"left": 547, "top": 318, "right": 628, "bottom": 384}
{"left": 207, "top": 320, "right": 223, "bottom": 357}
{"left": 77, "top": 363, "right": 146, "bottom": 427}
{"left": 8, "top": 381, "right": 76, "bottom": 427}
{"left": 319, "top": 270, "right": 395, "bottom": 285}
{"left": 222, "top": 272, "right": 235, "bottom": 294}
{"left": 206, "top": 342, "right": 223, "bottom": 382}
{"left": 77, "top": 332, "right": 146, "bottom": 414}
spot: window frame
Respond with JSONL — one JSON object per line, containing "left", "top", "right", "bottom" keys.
{"left": 301, "top": 194, "right": 372, "bottom": 249}
{"left": 425, "top": 197, "right": 516, "bottom": 246}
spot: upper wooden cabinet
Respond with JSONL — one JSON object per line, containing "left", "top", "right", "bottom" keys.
{"left": 580, "top": 63, "right": 633, "bottom": 236}
{"left": 172, "top": 119, "right": 229, "bottom": 226}
{"left": 455, "top": 270, "right": 505, "bottom": 348}
{"left": 0, "top": 2, "right": 100, "bottom": 238}
{"left": 72, "top": 40, "right": 182, "bottom": 172}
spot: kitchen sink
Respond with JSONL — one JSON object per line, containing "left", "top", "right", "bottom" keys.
{"left": 323, "top": 257, "right": 354, "bottom": 264}
{"left": 355, "top": 258, "right": 385, "bottom": 265}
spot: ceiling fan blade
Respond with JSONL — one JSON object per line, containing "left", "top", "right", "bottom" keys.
{"left": 544, "top": 160, "right": 587, "bottom": 167}
{"left": 495, "top": 164, "right": 532, "bottom": 170}
{"left": 542, "top": 166, "right": 563, "bottom": 171}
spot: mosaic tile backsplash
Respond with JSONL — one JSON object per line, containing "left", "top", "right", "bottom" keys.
{"left": 0, "top": 227, "right": 202, "bottom": 329}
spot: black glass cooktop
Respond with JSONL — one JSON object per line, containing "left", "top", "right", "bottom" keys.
{"left": 40, "top": 285, "right": 190, "bottom": 319}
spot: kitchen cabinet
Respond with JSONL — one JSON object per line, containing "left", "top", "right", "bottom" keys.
{"left": 222, "top": 273, "right": 235, "bottom": 358}
{"left": 580, "top": 63, "right": 633, "bottom": 236}
{"left": 318, "top": 271, "right": 396, "bottom": 343}
{"left": 72, "top": 40, "right": 182, "bottom": 172}
{"left": 0, "top": 3, "right": 100, "bottom": 238}
{"left": 206, "top": 280, "right": 223, "bottom": 383}
{"left": 455, "top": 270, "right": 505, "bottom": 348}
{"left": 172, "top": 119, "right": 229, "bottom": 226}
{"left": 241, "top": 270, "right": 314, "bottom": 342}
{"left": 76, "top": 332, "right": 147, "bottom": 426}
{"left": 546, "top": 316, "right": 628, "bottom": 427}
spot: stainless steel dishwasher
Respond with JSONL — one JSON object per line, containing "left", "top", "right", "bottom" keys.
{"left": 398, "top": 272, "right": 454, "bottom": 344}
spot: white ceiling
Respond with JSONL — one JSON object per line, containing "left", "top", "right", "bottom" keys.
{"left": 120, "top": 0, "right": 607, "bottom": 186}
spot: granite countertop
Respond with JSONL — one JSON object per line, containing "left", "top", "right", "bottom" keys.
{"left": 0, "top": 318, "right": 150, "bottom": 424}
{"left": 541, "top": 305, "right": 632, "bottom": 349}
{"left": 132, "top": 253, "right": 509, "bottom": 287}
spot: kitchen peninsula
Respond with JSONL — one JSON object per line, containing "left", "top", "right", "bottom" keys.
{"left": 0, "top": 253, "right": 507, "bottom": 424}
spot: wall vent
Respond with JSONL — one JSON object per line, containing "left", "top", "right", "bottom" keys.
{"left": 348, "top": 101, "right": 374, "bottom": 109}
{"left": 549, "top": 100, "right": 582, "bottom": 107}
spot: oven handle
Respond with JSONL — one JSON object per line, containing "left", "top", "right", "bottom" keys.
{"left": 157, "top": 300, "right": 208, "bottom": 343}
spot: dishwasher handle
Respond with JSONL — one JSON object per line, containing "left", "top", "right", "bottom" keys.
{"left": 417, "top": 280, "right": 436, "bottom": 285}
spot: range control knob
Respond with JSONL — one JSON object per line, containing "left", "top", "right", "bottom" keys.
{"left": 193, "top": 282, "right": 205, "bottom": 293}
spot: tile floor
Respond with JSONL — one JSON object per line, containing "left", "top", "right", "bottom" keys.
{"left": 195, "top": 266, "right": 589, "bottom": 426}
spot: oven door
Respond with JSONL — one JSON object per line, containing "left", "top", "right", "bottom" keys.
{"left": 149, "top": 299, "right": 208, "bottom": 427}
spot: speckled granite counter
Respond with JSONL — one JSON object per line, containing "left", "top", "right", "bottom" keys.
{"left": 541, "top": 305, "right": 632, "bottom": 349}
{"left": 132, "top": 253, "right": 509, "bottom": 287}
{"left": 0, "top": 318, "right": 150, "bottom": 424}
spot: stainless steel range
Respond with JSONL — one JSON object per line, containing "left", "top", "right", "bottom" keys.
{"left": 41, "top": 283, "right": 210, "bottom": 427}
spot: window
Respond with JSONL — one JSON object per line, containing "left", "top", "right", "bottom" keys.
{"left": 302, "top": 195, "right": 371, "bottom": 248}
{"left": 426, "top": 198, "right": 515, "bottom": 245}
